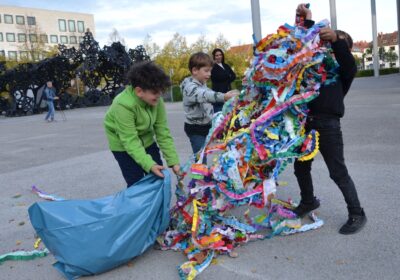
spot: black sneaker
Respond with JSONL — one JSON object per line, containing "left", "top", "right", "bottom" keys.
{"left": 293, "top": 198, "right": 320, "bottom": 218}
{"left": 339, "top": 209, "right": 367, "bottom": 235}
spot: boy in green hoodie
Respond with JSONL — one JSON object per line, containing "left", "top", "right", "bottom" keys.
{"left": 104, "top": 61, "right": 180, "bottom": 187}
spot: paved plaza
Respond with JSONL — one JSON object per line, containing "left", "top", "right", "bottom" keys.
{"left": 1, "top": 74, "right": 399, "bottom": 280}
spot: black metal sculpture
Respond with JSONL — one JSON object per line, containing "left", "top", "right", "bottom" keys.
{"left": 0, "top": 31, "right": 150, "bottom": 116}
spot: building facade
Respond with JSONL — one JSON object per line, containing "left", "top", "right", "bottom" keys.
{"left": 0, "top": 5, "right": 95, "bottom": 61}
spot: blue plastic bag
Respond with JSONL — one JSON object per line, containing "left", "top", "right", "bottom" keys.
{"left": 29, "top": 171, "right": 171, "bottom": 279}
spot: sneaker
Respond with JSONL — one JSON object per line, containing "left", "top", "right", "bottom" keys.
{"left": 339, "top": 209, "right": 367, "bottom": 235}
{"left": 293, "top": 198, "right": 320, "bottom": 218}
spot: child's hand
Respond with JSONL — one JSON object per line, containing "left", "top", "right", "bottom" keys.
{"left": 151, "top": 164, "right": 165, "bottom": 178}
{"left": 171, "top": 164, "right": 181, "bottom": 176}
{"left": 320, "top": 27, "right": 337, "bottom": 43}
{"left": 224, "top": 89, "right": 239, "bottom": 101}
{"left": 296, "top": 3, "right": 312, "bottom": 19}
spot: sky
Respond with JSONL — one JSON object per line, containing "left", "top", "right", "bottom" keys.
{"left": 1, "top": 0, "right": 398, "bottom": 49}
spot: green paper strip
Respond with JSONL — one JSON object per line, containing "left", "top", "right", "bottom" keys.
{"left": 0, "top": 248, "right": 49, "bottom": 264}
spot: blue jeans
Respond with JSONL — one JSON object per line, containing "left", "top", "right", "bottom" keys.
{"left": 187, "top": 134, "right": 207, "bottom": 154}
{"left": 45, "top": 101, "right": 55, "bottom": 121}
{"left": 112, "top": 142, "right": 162, "bottom": 188}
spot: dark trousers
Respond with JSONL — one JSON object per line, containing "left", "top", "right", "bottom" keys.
{"left": 294, "top": 117, "right": 362, "bottom": 215}
{"left": 112, "top": 142, "right": 162, "bottom": 188}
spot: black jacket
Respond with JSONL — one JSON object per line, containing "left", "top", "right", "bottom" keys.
{"left": 308, "top": 39, "right": 357, "bottom": 118}
{"left": 211, "top": 63, "right": 236, "bottom": 93}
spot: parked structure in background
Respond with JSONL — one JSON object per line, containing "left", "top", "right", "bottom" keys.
{"left": 0, "top": 5, "right": 95, "bottom": 61}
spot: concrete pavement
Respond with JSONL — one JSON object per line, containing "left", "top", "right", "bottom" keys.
{"left": 1, "top": 74, "right": 399, "bottom": 280}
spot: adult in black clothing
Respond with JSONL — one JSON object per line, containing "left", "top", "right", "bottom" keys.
{"left": 211, "top": 48, "right": 236, "bottom": 112}
{"left": 293, "top": 3, "right": 366, "bottom": 235}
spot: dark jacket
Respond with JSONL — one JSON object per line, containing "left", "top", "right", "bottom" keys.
{"left": 305, "top": 21, "right": 357, "bottom": 118}
{"left": 211, "top": 63, "right": 236, "bottom": 93}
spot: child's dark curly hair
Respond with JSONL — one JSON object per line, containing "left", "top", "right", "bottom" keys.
{"left": 125, "top": 61, "right": 171, "bottom": 93}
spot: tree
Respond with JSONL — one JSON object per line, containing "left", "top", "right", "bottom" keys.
{"left": 385, "top": 48, "right": 399, "bottom": 68}
{"left": 17, "top": 21, "right": 50, "bottom": 61}
{"left": 108, "top": 28, "right": 126, "bottom": 46}
{"left": 155, "top": 33, "right": 190, "bottom": 84}
{"left": 143, "top": 34, "right": 161, "bottom": 59}
{"left": 190, "top": 34, "right": 211, "bottom": 53}
{"left": 209, "top": 33, "right": 231, "bottom": 53}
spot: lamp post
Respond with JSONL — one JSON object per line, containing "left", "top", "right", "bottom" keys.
{"left": 329, "top": 0, "right": 337, "bottom": 30}
{"left": 250, "top": 0, "right": 262, "bottom": 43}
{"left": 371, "top": 0, "right": 379, "bottom": 77}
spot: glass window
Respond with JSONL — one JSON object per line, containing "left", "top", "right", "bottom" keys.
{"left": 77, "top": 21, "right": 85, "bottom": 33}
{"left": 70, "top": 36, "right": 77, "bottom": 44}
{"left": 8, "top": 51, "right": 17, "bottom": 61}
{"left": 27, "top": 16, "right": 36, "bottom": 25}
{"left": 40, "top": 34, "right": 48, "bottom": 43}
{"left": 29, "top": 34, "right": 38, "bottom": 43}
{"left": 79, "top": 36, "right": 84, "bottom": 43}
{"left": 50, "top": 35, "right": 58, "bottom": 43}
{"left": 0, "top": 33, "right": 3, "bottom": 42}
{"left": 60, "top": 35, "right": 68, "bottom": 44}
{"left": 18, "top": 33, "right": 27, "bottom": 42}
{"left": 32, "top": 52, "right": 40, "bottom": 61}
{"left": 68, "top": 20, "right": 76, "bottom": 32}
{"left": 16, "top": 15, "right": 25, "bottom": 25}
{"left": 4, "top": 14, "right": 13, "bottom": 24}
{"left": 6, "top": 33, "right": 15, "bottom": 42}
{"left": 58, "top": 19, "right": 67, "bottom": 32}
{"left": 20, "top": 51, "right": 29, "bottom": 60}
{"left": 0, "top": 50, "right": 5, "bottom": 57}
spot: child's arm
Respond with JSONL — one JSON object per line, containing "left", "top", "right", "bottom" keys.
{"left": 153, "top": 98, "right": 180, "bottom": 167}
{"left": 113, "top": 103, "right": 157, "bottom": 172}
{"left": 182, "top": 78, "right": 225, "bottom": 104}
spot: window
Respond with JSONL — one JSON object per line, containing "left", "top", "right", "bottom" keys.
{"left": 0, "top": 50, "right": 5, "bottom": 58}
{"left": 27, "top": 16, "right": 36, "bottom": 25}
{"left": 79, "top": 36, "right": 84, "bottom": 43}
{"left": 16, "top": 15, "right": 25, "bottom": 25}
{"left": 40, "top": 34, "right": 48, "bottom": 43}
{"left": 4, "top": 14, "right": 13, "bottom": 24}
{"left": 0, "top": 33, "right": 3, "bottom": 42}
{"left": 29, "top": 34, "right": 38, "bottom": 43}
{"left": 6, "top": 33, "right": 15, "bottom": 42}
{"left": 58, "top": 19, "right": 67, "bottom": 32}
{"left": 50, "top": 35, "right": 58, "bottom": 43}
{"left": 390, "top": 46, "right": 395, "bottom": 51}
{"left": 8, "top": 51, "right": 18, "bottom": 61}
{"left": 77, "top": 21, "right": 85, "bottom": 33}
{"left": 20, "top": 51, "right": 29, "bottom": 60}
{"left": 68, "top": 20, "right": 76, "bottom": 32}
{"left": 70, "top": 36, "right": 77, "bottom": 44}
{"left": 32, "top": 52, "right": 39, "bottom": 61}
{"left": 18, "top": 33, "right": 26, "bottom": 42}
{"left": 60, "top": 35, "right": 68, "bottom": 44}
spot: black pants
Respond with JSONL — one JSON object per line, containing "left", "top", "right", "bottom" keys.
{"left": 294, "top": 117, "right": 362, "bottom": 215}
{"left": 112, "top": 142, "right": 162, "bottom": 188}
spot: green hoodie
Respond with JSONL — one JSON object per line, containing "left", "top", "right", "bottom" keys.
{"left": 104, "top": 86, "right": 179, "bottom": 172}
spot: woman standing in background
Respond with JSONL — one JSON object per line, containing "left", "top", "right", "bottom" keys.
{"left": 210, "top": 48, "right": 236, "bottom": 113}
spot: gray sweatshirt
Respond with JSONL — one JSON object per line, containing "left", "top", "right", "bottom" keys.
{"left": 181, "top": 76, "right": 225, "bottom": 125}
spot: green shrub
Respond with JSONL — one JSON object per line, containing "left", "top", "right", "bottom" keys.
{"left": 172, "top": 85, "right": 182, "bottom": 102}
{"left": 356, "top": 67, "right": 399, "bottom": 77}
{"left": 232, "top": 79, "right": 243, "bottom": 90}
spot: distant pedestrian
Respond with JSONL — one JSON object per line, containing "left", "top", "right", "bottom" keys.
{"left": 211, "top": 48, "right": 236, "bottom": 113}
{"left": 43, "top": 81, "right": 58, "bottom": 122}
{"left": 104, "top": 61, "right": 181, "bottom": 188}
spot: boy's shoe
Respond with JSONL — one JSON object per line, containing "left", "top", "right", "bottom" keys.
{"left": 293, "top": 198, "right": 320, "bottom": 218}
{"left": 339, "top": 209, "right": 367, "bottom": 235}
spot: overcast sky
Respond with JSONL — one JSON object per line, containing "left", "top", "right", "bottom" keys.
{"left": 1, "top": 0, "right": 398, "bottom": 49}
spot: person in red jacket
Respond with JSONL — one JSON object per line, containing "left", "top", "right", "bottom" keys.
{"left": 292, "top": 3, "right": 366, "bottom": 235}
